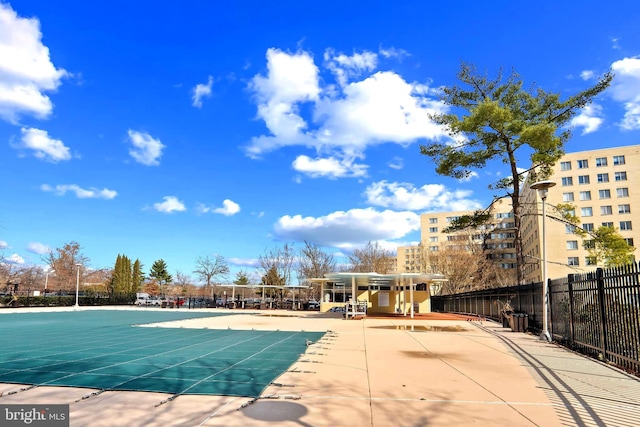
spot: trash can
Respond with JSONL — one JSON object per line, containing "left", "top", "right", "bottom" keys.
{"left": 511, "top": 313, "right": 529, "bottom": 332}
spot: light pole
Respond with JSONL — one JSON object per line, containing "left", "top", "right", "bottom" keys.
{"left": 530, "top": 180, "right": 556, "bottom": 342}
{"left": 44, "top": 269, "right": 53, "bottom": 294}
{"left": 75, "top": 264, "right": 82, "bottom": 308}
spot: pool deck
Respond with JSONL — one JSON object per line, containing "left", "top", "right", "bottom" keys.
{"left": 1, "top": 307, "right": 639, "bottom": 426}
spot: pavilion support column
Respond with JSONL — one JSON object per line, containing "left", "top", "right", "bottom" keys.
{"left": 402, "top": 278, "right": 407, "bottom": 316}
{"left": 352, "top": 276, "right": 356, "bottom": 317}
{"left": 410, "top": 278, "right": 414, "bottom": 319}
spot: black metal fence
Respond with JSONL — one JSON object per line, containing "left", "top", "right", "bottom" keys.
{"left": 432, "top": 262, "right": 640, "bottom": 375}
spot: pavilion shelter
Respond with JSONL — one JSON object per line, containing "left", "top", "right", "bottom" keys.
{"left": 311, "top": 272, "right": 447, "bottom": 318}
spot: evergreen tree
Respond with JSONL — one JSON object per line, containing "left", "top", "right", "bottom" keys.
{"left": 149, "top": 259, "right": 172, "bottom": 295}
{"left": 132, "top": 259, "right": 145, "bottom": 291}
{"left": 420, "top": 63, "right": 612, "bottom": 284}
{"left": 111, "top": 254, "right": 134, "bottom": 295}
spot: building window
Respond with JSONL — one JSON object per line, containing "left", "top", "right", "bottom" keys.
{"left": 429, "top": 236, "right": 438, "bottom": 242}
{"left": 624, "top": 238, "right": 634, "bottom": 247}
{"left": 568, "top": 257, "right": 579, "bottom": 266}
{"left": 429, "top": 227, "right": 438, "bottom": 233}
{"left": 560, "top": 161, "right": 572, "bottom": 171}
{"left": 578, "top": 175, "right": 590, "bottom": 184}
{"left": 617, "top": 188, "right": 629, "bottom": 198}
{"left": 577, "top": 159, "right": 589, "bottom": 169}
{"left": 562, "top": 177, "right": 573, "bottom": 186}
{"left": 580, "top": 207, "right": 593, "bottom": 217}
{"left": 562, "top": 192, "right": 574, "bottom": 202}
{"left": 598, "top": 189, "right": 611, "bottom": 199}
{"left": 567, "top": 241, "right": 579, "bottom": 250}
{"left": 583, "top": 223, "right": 594, "bottom": 232}
{"left": 586, "top": 257, "right": 597, "bottom": 266}
{"left": 429, "top": 246, "right": 438, "bottom": 251}
{"left": 579, "top": 191, "right": 591, "bottom": 201}
{"left": 566, "top": 224, "right": 577, "bottom": 233}
{"left": 429, "top": 217, "right": 438, "bottom": 224}
{"left": 602, "top": 222, "right": 614, "bottom": 228}
{"left": 613, "top": 155, "right": 625, "bottom": 165}
{"left": 618, "top": 204, "right": 631, "bottom": 214}
{"left": 446, "top": 216, "right": 460, "bottom": 223}
{"left": 614, "top": 171, "right": 627, "bottom": 181}
{"left": 597, "top": 173, "right": 609, "bottom": 183}
{"left": 601, "top": 206, "right": 613, "bottom": 215}
{"left": 500, "top": 263, "right": 516, "bottom": 269}
{"left": 583, "top": 240, "right": 595, "bottom": 249}
{"left": 620, "top": 221, "right": 632, "bottom": 231}
{"left": 595, "top": 157, "right": 608, "bottom": 167}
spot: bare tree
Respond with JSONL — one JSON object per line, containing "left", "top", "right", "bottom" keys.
{"left": 424, "top": 243, "right": 516, "bottom": 295}
{"left": 297, "top": 241, "right": 336, "bottom": 279}
{"left": 173, "top": 271, "right": 194, "bottom": 296}
{"left": 348, "top": 241, "right": 395, "bottom": 273}
{"left": 297, "top": 241, "right": 336, "bottom": 300}
{"left": 45, "top": 241, "right": 90, "bottom": 292}
{"left": 258, "top": 243, "right": 296, "bottom": 287}
{"left": 193, "top": 255, "right": 229, "bottom": 298}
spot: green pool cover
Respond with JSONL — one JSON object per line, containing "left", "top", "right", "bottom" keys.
{"left": 0, "top": 310, "right": 324, "bottom": 397}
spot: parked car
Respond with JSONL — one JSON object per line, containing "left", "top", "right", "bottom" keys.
{"left": 308, "top": 300, "right": 320, "bottom": 310}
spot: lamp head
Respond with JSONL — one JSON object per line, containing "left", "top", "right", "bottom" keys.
{"left": 530, "top": 180, "right": 556, "bottom": 199}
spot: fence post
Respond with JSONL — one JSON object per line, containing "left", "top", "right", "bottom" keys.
{"left": 548, "top": 278, "right": 553, "bottom": 337}
{"left": 567, "top": 274, "right": 575, "bottom": 345}
{"left": 530, "top": 282, "right": 536, "bottom": 325}
{"left": 596, "top": 268, "right": 608, "bottom": 360}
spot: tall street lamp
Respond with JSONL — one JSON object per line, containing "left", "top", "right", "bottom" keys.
{"left": 75, "top": 264, "right": 82, "bottom": 308}
{"left": 44, "top": 268, "right": 53, "bottom": 294}
{"left": 530, "top": 180, "right": 556, "bottom": 342}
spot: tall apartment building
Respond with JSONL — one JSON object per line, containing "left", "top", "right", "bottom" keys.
{"left": 397, "top": 197, "right": 515, "bottom": 273}
{"left": 521, "top": 144, "right": 640, "bottom": 282}
{"left": 397, "top": 144, "right": 640, "bottom": 283}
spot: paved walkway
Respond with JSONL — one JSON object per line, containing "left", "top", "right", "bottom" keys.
{"left": 476, "top": 321, "right": 640, "bottom": 427}
{"left": 1, "top": 308, "right": 639, "bottom": 426}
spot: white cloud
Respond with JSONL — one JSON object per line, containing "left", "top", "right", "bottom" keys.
{"left": 41, "top": 183, "right": 117, "bottom": 199}
{"left": 569, "top": 104, "right": 604, "bottom": 134}
{"left": 324, "top": 48, "right": 378, "bottom": 87}
{"left": 153, "top": 196, "right": 186, "bottom": 213}
{"left": 580, "top": 70, "right": 594, "bottom": 80}
{"left": 378, "top": 46, "right": 410, "bottom": 60}
{"left": 0, "top": 240, "right": 8, "bottom": 249}
{"left": 27, "top": 242, "right": 49, "bottom": 254}
{"left": 458, "top": 171, "right": 479, "bottom": 182}
{"left": 12, "top": 127, "right": 71, "bottom": 162}
{"left": 388, "top": 157, "right": 404, "bottom": 170}
{"left": 197, "top": 199, "right": 241, "bottom": 216}
{"left": 274, "top": 208, "right": 420, "bottom": 248}
{"left": 245, "top": 48, "right": 320, "bottom": 159}
{"left": 245, "top": 48, "right": 449, "bottom": 164}
{"left": 127, "top": 130, "right": 165, "bottom": 166}
{"left": 292, "top": 155, "right": 367, "bottom": 178}
{"left": 364, "top": 180, "right": 483, "bottom": 211}
{"left": 6, "top": 253, "right": 24, "bottom": 264}
{"left": 610, "top": 57, "right": 640, "bottom": 130}
{"left": 228, "top": 257, "right": 260, "bottom": 268}
{"left": 611, "top": 37, "right": 621, "bottom": 50}
{"left": 0, "top": 3, "right": 68, "bottom": 122}
{"left": 192, "top": 75, "right": 213, "bottom": 108}
{"left": 214, "top": 199, "right": 240, "bottom": 216}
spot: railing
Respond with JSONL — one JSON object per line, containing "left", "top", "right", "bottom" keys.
{"left": 432, "top": 262, "right": 640, "bottom": 376}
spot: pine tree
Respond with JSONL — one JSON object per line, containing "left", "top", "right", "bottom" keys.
{"left": 149, "top": 259, "right": 172, "bottom": 295}
{"left": 132, "top": 259, "right": 144, "bottom": 292}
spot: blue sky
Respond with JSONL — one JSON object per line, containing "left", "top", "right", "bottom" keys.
{"left": 1, "top": 0, "right": 640, "bottom": 282}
